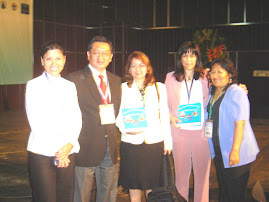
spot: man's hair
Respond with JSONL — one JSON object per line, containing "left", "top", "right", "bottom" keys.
{"left": 87, "top": 36, "right": 113, "bottom": 52}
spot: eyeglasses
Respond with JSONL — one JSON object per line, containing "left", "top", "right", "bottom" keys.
{"left": 90, "top": 51, "right": 111, "bottom": 58}
{"left": 130, "top": 63, "right": 147, "bottom": 70}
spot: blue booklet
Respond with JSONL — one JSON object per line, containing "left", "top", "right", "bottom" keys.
{"left": 177, "top": 103, "right": 201, "bottom": 126}
{"left": 122, "top": 107, "right": 148, "bottom": 131}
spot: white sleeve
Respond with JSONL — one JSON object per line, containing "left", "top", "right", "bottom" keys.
{"left": 62, "top": 83, "right": 82, "bottom": 153}
{"left": 115, "top": 84, "right": 126, "bottom": 134}
{"left": 158, "top": 83, "right": 173, "bottom": 150}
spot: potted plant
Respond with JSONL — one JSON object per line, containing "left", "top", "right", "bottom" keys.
{"left": 193, "top": 29, "right": 228, "bottom": 69}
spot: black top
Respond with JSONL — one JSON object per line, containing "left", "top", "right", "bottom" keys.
{"left": 208, "top": 93, "right": 225, "bottom": 155}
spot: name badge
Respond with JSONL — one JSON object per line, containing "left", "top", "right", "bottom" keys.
{"left": 99, "top": 104, "right": 115, "bottom": 125}
{"left": 204, "top": 119, "right": 213, "bottom": 138}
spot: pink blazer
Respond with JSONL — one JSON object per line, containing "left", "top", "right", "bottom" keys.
{"left": 165, "top": 71, "right": 209, "bottom": 136}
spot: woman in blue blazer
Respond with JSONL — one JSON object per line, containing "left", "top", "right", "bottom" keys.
{"left": 206, "top": 58, "right": 259, "bottom": 202}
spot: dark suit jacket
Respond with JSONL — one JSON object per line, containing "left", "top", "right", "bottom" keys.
{"left": 66, "top": 66, "right": 122, "bottom": 167}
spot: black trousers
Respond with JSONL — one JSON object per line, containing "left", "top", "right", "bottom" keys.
{"left": 28, "top": 152, "right": 75, "bottom": 202}
{"left": 214, "top": 154, "right": 251, "bottom": 202}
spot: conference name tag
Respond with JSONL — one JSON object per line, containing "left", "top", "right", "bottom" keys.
{"left": 99, "top": 104, "right": 115, "bottom": 125}
{"left": 204, "top": 119, "right": 213, "bottom": 138}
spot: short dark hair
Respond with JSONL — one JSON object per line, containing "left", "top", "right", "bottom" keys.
{"left": 210, "top": 58, "right": 238, "bottom": 84}
{"left": 173, "top": 41, "right": 204, "bottom": 82}
{"left": 124, "top": 51, "right": 155, "bottom": 88}
{"left": 87, "top": 36, "right": 113, "bottom": 52}
{"left": 40, "top": 41, "right": 65, "bottom": 58}
{"left": 209, "top": 58, "right": 238, "bottom": 95}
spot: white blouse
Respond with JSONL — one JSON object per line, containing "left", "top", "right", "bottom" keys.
{"left": 116, "top": 82, "right": 172, "bottom": 150}
{"left": 25, "top": 72, "right": 82, "bottom": 156}
{"left": 179, "top": 79, "right": 204, "bottom": 130}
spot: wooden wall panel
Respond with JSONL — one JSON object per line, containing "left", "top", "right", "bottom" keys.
{"left": 2, "top": 0, "right": 269, "bottom": 113}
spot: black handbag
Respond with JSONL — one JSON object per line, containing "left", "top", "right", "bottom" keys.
{"left": 147, "top": 155, "right": 187, "bottom": 202}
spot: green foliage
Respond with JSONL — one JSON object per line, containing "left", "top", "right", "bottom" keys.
{"left": 193, "top": 29, "right": 228, "bottom": 68}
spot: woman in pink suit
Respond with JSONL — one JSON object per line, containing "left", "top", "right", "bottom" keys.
{"left": 165, "top": 41, "right": 211, "bottom": 202}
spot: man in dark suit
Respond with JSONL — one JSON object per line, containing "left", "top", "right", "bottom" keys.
{"left": 67, "top": 36, "right": 121, "bottom": 202}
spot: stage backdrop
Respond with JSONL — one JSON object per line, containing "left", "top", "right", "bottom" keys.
{"left": 0, "top": 0, "right": 33, "bottom": 85}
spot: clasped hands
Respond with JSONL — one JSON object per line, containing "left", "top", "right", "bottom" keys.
{"left": 55, "top": 143, "right": 73, "bottom": 168}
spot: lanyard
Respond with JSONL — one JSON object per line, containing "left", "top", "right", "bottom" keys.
{"left": 184, "top": 77, "right": 194, "bottom": 104}
{"left": 94, "top": 74, "right": 110, "bottom": 104}
{"left": 208, "top": 89, "right": 225, "bottom": 119}
{"left": 98, "top": 82, "right": 110, "bottom": 104}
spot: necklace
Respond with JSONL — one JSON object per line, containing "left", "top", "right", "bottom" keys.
{"left": 184, "top": 77, "right": 194, "bottom": 104}
{"left": 185, "top": 74, "right": 194, "bottom": 81}
{"left": 138, "top": 86, "right": 146, "bottom": 101}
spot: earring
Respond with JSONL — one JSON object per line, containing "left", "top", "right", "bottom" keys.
{"left": 229, "top": 78, "right": 232, "bottom": 83}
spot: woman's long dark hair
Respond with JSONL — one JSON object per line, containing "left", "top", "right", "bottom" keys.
{"left": 173, "top": 41, "right": 204, "bottom": 82}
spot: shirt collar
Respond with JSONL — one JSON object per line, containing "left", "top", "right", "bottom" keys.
{"left": 88, "top": 64, "right": 107, "bottom": 82}
{"left": 44, "top": 71, "right": 62, "bottom": 81}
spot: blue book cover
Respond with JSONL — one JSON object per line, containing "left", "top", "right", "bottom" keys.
{"left": 177, "top": 103, "right": 201, "bottom": 126}
{"left": 122, "top": 107, "right": 148, "bottom": 131}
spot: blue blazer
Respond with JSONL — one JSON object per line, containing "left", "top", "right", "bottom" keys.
{"left": 206, "top": 84, "right": 259, "bottom": 168}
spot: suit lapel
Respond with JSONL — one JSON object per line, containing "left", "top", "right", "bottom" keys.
{"left": 174, "top": 78, "right": 182, "bottom": 111}
{"left": 83, "top": 67, "right": 102, "bottom": 105}
{"left": 107, "top": 71, "right": 116, "bottom": 104}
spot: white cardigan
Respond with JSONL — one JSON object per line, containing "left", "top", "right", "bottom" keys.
{"left": 25, "top": 72, "right": 82, "bottom": 156}
{"left": 116, "top": 82, "right": 172, "bottom": 150}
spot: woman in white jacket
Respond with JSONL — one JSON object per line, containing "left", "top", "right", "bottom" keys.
{"left": 25, "top": 41, "right": 82, "bottom": 202}
{"left": 116, "top": 51, "right": 172, "bottom": 202}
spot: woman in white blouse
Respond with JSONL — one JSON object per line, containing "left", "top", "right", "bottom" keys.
{"left": 116, "top": 51, "right": 172, "bottom": 202}
{"left": 25, "top": 41, "right": 82, "bottom": 202}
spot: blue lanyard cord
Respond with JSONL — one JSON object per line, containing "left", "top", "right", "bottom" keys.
{"left": 184, "top": 77, "right": 194, "bottom": 104}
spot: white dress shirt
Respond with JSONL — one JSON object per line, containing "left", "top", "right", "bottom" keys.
{"left": 116, "top": 82, "right": 172, "bottom": 150}
{"left": 26, "top": 72, "right": 82, "bottom": 156}
{"left": 88, "top": 64, "right": 111, "bottom": 102}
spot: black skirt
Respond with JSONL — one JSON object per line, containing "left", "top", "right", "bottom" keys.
{"left": 119, "top": 141, "right": 163, "bottom": 190}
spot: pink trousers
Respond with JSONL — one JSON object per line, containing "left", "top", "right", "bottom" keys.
{"left": 172, "top": 131, "right": 211, "bottom": 202}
